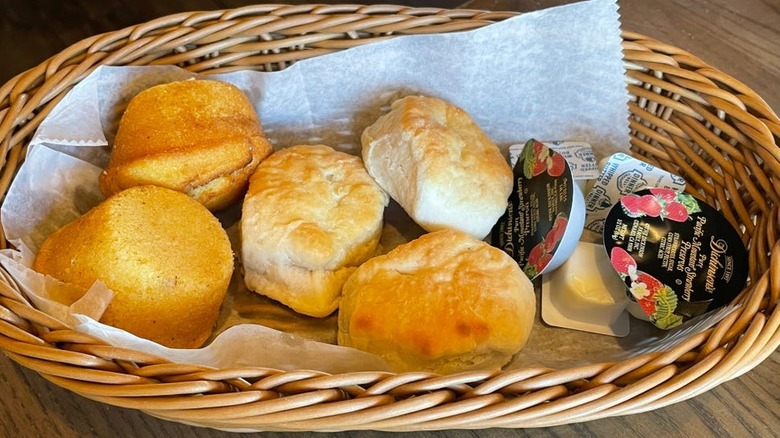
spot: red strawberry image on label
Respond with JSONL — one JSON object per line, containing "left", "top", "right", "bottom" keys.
{"left": 537, "top": 252, "right": 553, "bottom": 271}
{"left": 644, "top": 188, "right": 701, "bottom": 222}
{"left": 527, "top": 226, "right": 560, "bottom": 277}
{"left": 543, "top": 231, "right": 557, "bottom": 252}
{"left": 552, "top": 216, "right": 568, "bottom": 241}
{"left": 532, "top": 159, "right": 547, "bottom": 177}
{"left": 649, "top": 187, "right": 677, "bottom": 203}
{"left": 610, "top": 247, "right": 636, "bottom": 278}
{"left": 663, "top": 201, "right": 689, "bottom": 222}
{"left": 636, "top": 194, "right": 662, "bottom": 217}
{"left": 628, "top": 271, "right": 663, "bottom": 302}
{"left": 627, "top": 271, "right": 683, "bottom": 329}
{"left": 620, "top": 194, "right": 643, "bottom": 217}
{"left": 672, "top": 192, "right": 702, "bottom": 216}
{"left": 547, "top": 153, "right": 566, "bottom": 177}
{"left": 533, "top": 140, "right": 544, "bottom": 157}
{"left": 634, "top": 271, "right": 664, "bottom": 296}
{"left": 528, "top": 243, "right": 543, "bottom": 267}
{"left": 543, "top": 216, "right": 568, "bottom": 252}
{"left": 638, "top": 297, "right": 656, "bottom": 315}
{"left": 620, "top": 194, "right": 662, "bottom": 218}
{"left": 522, "top": 139, "right": 552, "bottom": 179}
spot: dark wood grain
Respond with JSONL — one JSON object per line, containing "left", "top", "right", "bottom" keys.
{"left": 0, "top": 1, "right": 778, "bottom": 437}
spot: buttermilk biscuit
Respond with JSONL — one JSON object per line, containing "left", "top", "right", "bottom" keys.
{"left": 34, "top": 186, "right": 234, "bottom": 349}
{"left": 241, "top": 145, "right": 388, "bottom": 318}
{"left": 100, "top": 80, "right": 273, "bottom": 211}
{"left": 361, "top": 95, "right": 512, "bottom": 240}
{"left": 338, "top": 229, "right": 536, "bottom": 374}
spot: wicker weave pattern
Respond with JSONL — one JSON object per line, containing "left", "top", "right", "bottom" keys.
{"left": 0, "top": 5, "right": 778, "bottom": 431}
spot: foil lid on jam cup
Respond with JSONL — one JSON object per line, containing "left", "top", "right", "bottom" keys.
{"left": 491, "top": 139, "right": 585, "bottom": 280}
{"left": 603, "top": 188, "right": 748, "bottom": 330}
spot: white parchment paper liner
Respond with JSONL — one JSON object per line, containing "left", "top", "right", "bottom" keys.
{"left": 30, "top": 0, "right": 632, "bottom": 159}
{"left": 1, "top": 0, "right": 730, "bottom": 373}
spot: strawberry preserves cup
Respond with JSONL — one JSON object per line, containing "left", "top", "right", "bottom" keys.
{"left": 603, "top": 188, "right": 748, "bottom": 329}
{"left": 492, "top": 139, "right": 585, "bottom": 280}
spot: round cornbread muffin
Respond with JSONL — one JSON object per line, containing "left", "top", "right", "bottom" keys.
{"left": 33, "top": 185, "right": 234, "bottom": 349}
{"left": 338, "top": 229, "right": 536, "bottom": 374}
{"left": 241, "top": 144, "right": 388, "bottom": 318}
{"left": 99, "top": 79, "right": 273, "bottom": 211}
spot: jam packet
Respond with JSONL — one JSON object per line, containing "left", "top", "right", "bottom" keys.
{"left": 492, "top": 139, "right": 585, "bottom": 279}
{"left": 603, "top": 188, "right": 748, "bottom": 330}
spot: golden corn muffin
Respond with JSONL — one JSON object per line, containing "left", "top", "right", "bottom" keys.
{"left": 99, "top": 79, "right": 273, "bottom": 211}
{"left": 241, "top": 144, "right": 388, "bottom": 318}
{"left": 338, "top": 229, "right": 536, "bottom": 374}
{"left": 34, "top": 185, "right": 234, "bottom": 349}
{"left": 361, "top": 95, "right": 513, "bottom": 240}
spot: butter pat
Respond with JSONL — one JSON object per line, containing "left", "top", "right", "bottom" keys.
{"left": 541, "top": 241, "right": 629, "bottom": 337}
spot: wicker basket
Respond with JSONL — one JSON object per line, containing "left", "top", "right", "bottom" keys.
{"left": 0, "top": 4, "right": 778, "bottom": 432}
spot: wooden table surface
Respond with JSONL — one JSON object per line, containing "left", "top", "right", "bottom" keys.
{"left": 0, "top": 0, "right": 778, "bottom": 437}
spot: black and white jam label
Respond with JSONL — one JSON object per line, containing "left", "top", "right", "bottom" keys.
{"left": 492, "top": 139, "right": 574, "bottom": 279}
{"left": 603, "top": 188, "right": 748, "bottom": 329}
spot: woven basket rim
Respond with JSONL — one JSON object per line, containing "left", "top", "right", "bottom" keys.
{"left": 0, "top": 4, "right": 778, "bottom": 432}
